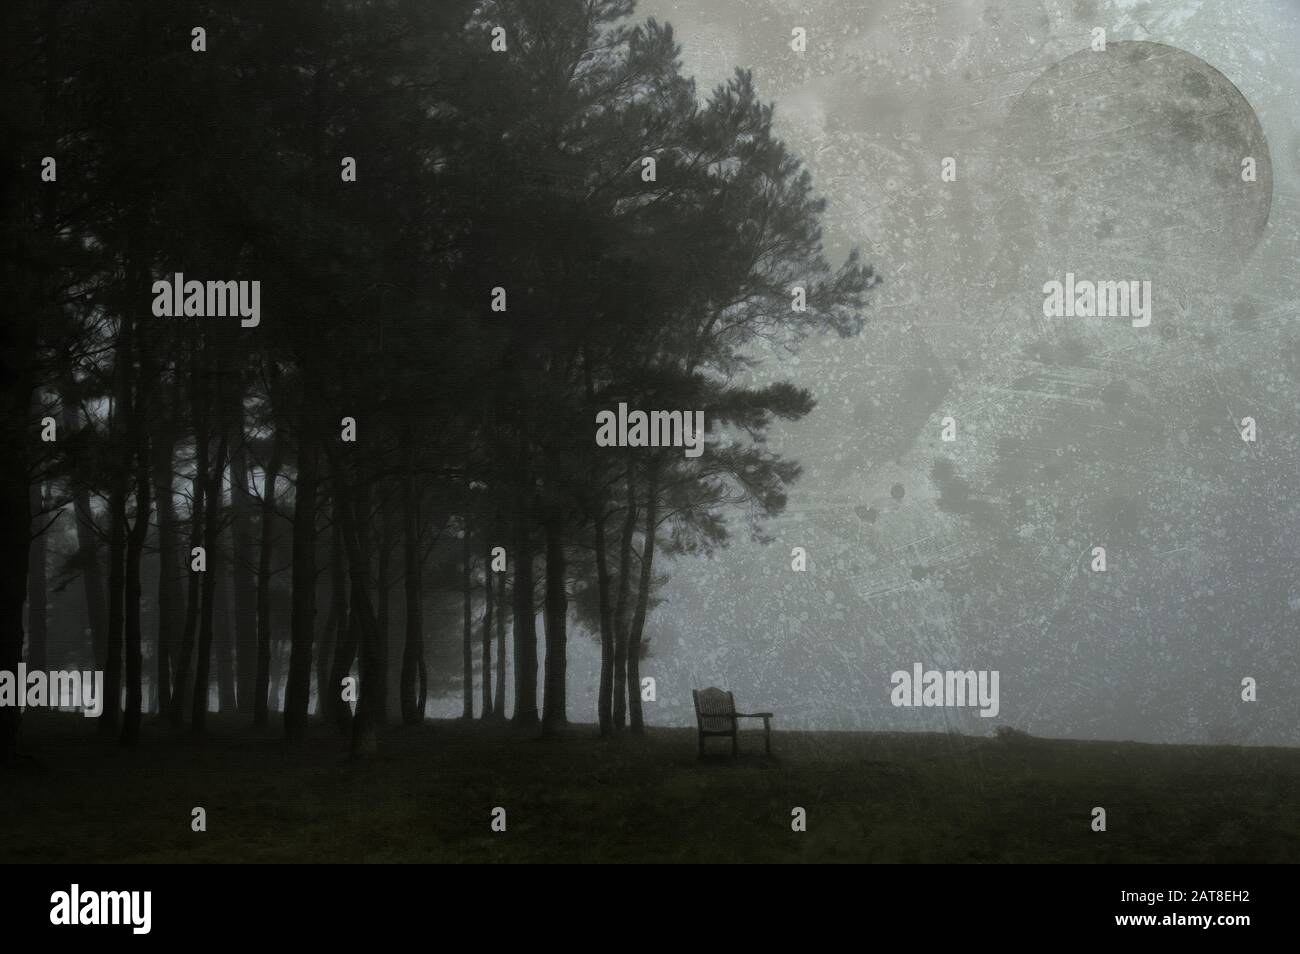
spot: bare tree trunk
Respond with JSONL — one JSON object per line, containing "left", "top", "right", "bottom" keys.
{"left": 26, "top": 482, "right": 48, "bottom": 674}
{"left": 328, "top": 474, "right": 369, "bottom": 735}
{"left": 344, "top": 587, "right": 371, "bottom": 749}
{"left": 0, "top": 376, "right": 31, "bottom": 761}
{"left": 461, "top": 522, "right": 473, "bottom": 720}
{"left": 170, "top": 346, "right": 207, "bottom": 727}
{"left": 331, "top": 458, "right": 380, "bottom": 756}
{"left": 122, "top": 287, "right": 155, "bottom": 743}
{"left": 151, "top": 400, "right": 179, "bottom": 715}
{"left": 585, "top": 353, "right": 613, "bottom": 735}
{"left": 253, "top": 417, "right": 282, "bottom": 726}
{"left": 329, "top": 548, "right": 359, "bottom": 734}
{"left": 400, "top": 450, "right": 423, "bottom": 725}
{"left": 191, "top": 428, "right": 228, "bottom": 734}
{"left": 480, "top": 541, "right": 493, "bottom": 719}
{"left": 103, "top": 413, "right": 129, "bottom": 729}
{"left": 101, "top": 318, "right": 134, "bottom": 735}
{"left": 541, "top": 521, "right": 567, "bottom": 732}
{"left": 318, "top": 503, "right": 346, "bottom": 720}
{"left": 284, "top": 409, "right": 319, "bottom": 741}
{"left": 229, "top": 381, "right": 257, "bottom": 714}
{"left": 493, "top": 565, "right": 507, "bottom": 719}
{"left": 511, "top": 501, "right": 538, "bottom": 728}
{"left": 216, "top": 564, "right": 236, "bottom": 713}
{"left": 353, "top": 478, "right": 382, "bottom": 751}
{"left": 627, "top": 462, "right": 660, "bottom": 735}
{"left": 612, "top": 461, "right": 637, "bottom": 730}
{"left": 269, "top": 640, "right": 285, "bottom": 714}
{"left": 122, "top": 414, "right": 151, "bottom": 746}
{"left": 374, "top": 496, "right": 391, "bottom": 727}
{"left": 592, "top": 500, "right": 614, "bottom": 737}
{"left": 61, "top": 397, "right": 108, "bottom": 668}
{"left": 416, "top": 655, "right": 427, "bottom": 721}
{"left": 331, "top": 474, "right": 370, "bottom": 735}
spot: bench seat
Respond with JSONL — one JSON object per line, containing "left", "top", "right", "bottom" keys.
{"left": 692, "top": 687, "right": 774, "bottom": 757}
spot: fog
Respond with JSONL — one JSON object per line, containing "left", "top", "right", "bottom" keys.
{"left": 519, "top": 0, "right": 1300, "bottom": 745}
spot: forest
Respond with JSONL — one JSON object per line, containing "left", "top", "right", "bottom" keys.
{"left": 0, "top": 0, "right": 877, "bottom": 761}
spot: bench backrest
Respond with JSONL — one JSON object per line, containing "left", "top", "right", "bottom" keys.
{"left": 693, "top": 687, "right": 736, "bottom": 732}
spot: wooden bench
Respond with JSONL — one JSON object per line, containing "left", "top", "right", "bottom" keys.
{"left": 692, "top": 687, "right": 774, "bottom": 757}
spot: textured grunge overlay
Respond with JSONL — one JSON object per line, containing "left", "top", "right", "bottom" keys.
{"left": 590, "top": 0, "right": 1299, "bottom": 745}
{"left": 3, "top": 0, "right": 1298, "bottom": 777}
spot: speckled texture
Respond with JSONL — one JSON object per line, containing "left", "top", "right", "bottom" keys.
{"left": 534, "top": 0, "right": 1300, "bottom": 745}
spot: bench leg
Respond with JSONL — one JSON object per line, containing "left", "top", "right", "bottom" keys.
{"left": 763, "top": 717, "right": 771, "bottom": 756}
{"left": 698, "top": 732, "right": 704, "bottom": 758}
{"left": 731, "top": 732, "right": 737, "bottom": 757}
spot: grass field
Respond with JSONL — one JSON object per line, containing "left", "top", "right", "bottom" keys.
{"left": 4, "top": 712, "right": 1298, "bottom": 863}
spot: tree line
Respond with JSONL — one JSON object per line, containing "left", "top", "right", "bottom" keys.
{"left": 0, "top": 0, "right": 876, "bottom": 760}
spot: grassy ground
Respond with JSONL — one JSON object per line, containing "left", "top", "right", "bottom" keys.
{"left": 3, "top": 712, "right": 1298, "bottom": 863}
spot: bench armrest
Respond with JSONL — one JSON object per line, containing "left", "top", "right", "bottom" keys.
{"left": 734, "top": 712, "right": 774, "bottom": 719}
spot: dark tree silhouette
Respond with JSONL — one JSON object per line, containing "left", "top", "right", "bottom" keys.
{"left": 1, "top": 0, "right": 872, "bottom": 762}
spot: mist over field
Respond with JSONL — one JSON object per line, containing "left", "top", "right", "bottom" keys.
{"left": 7, "top": 0, "right": 1299, "bottom": 756}
{"left": 511, "top": 0, "right": 1300, "bottom": 745}
{"left": 4, "top": 0, "right": 1300, "bottom": 877}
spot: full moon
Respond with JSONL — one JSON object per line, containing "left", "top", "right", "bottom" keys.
{"left": 989, "top": 41, "right": 1272, "bottom": 311}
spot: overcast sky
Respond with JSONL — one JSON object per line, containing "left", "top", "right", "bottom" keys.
{"left": 444, "top": 0, "right": 1300, "bottom": 746}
